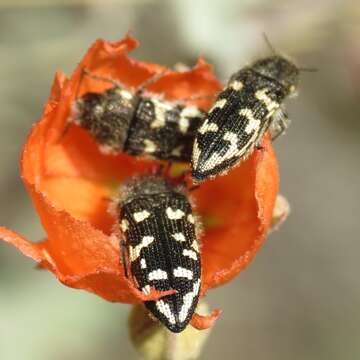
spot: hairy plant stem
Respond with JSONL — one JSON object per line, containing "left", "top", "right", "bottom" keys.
{"left": 163, "top": 331, "right": 178, "bottom": 360}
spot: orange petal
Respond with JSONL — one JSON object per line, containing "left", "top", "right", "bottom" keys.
{"left": 4, "top": 34, "right": 279, "bottom": 305}
{"left": 190, "top": 308, "right": 222, "bottom": 330}
{"left": 7, "top": 35, "right": 223, "bottom": 304}
{"left": 197, "top": 134, "right": 279, "bottom": 294}
{"left": 0, "top": 227, "right": 43, "bottom": 262}
{"left": 0, "top": 224, "right": 175, "bottom": 304}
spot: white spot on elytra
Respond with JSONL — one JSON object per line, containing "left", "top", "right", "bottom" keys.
{"left": 198, "top": 119, "right": 219, "bottom": 135}
{"left": 187, "top": 214, "right": 195, "bottom": 224}
{"left": 179, "top": 107, "right": 201, "bottom": 134}
{"left": 183, "top": 249, "right": 197, "bottom": 260}
{"left": 255, "top": 88, "right": 279, "bottom": 113}
{"left": 143, "top": 139, "right": 157, "bottom": 153}
{"left": 239, "top": 108, "right": 261, "bottom": 134}
{"left": 200, "top": 131, "right": 239, "bottom": 171}
{"left": 166, "top": 207, "right": 185, "bottom": 220}
{"left": 156, "top": 300, "right": 176, "bottom": 324}
{"left": 120, "top": 219, "right": 129, "bottom": 232}
{"left": 150, "top": 99, "right": 173, "bottom": 128}
{"left": 148, "top": 269, "right": 168, "bottom": 281}
{"left": 173, "top": 267, "right": 193, "bottom": 280}
{"left": 93, "top": 104, "right": 103, "bottom": 114}
{"left": 129, "top": 236, "right": 154, "bottom": 261}
{"left": 245, "top": 117, "right": 261, "bottom": 134}
{"left": 150, "top": 117, "right": 165, "bottom": 128}
{"left": 120, "top": 90, "right": 133, "bottom": 101}
{"left": 178, "top": 279, "right": 201, "bottom": 323}
{"left": 171, "top": 232, "right": 186, "bottom": 242}
{"left": 171, "top": 145, "right": 183, "bottom": 157}
{"left": 229, "top": 80, "right": 243, "bottom": 91}
{"left": 191, "top": 240, "right": 200, "bottom": 253}
{"left": 209, "top": 98, "right": 227, "bottom": 113}
{"left": 192, "top": 139, "right": 201, "bottom": 169}
{"left": 181, "top": 106, "right": 202, "bottom": 118}
{"left": 140, "top": 258, "right": 147, "bottom": 269}
{"left": 133, "top": 210, "right": 150, "bottom": 223}
{"left": 179, "top": 116, "right": 190, "bottom": 134}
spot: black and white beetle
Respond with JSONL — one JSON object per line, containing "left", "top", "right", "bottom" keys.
{"left": 71, "top": 71, "right": 206, "bottom": 162}
{"left": 191, "top": 55, "right": 300, "bottom": 182}
{"left": 115, "top": 175, "right": 201, "bottom": 333}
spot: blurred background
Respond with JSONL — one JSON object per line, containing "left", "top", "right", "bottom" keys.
{"left": 0, "top": 0, "right": 359, "bottom": 359}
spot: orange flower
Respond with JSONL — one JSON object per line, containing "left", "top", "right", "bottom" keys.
{"left": 0, "top": 35, "right": 278, "bottom": 330}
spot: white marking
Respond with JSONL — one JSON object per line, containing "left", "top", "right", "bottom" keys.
{"left": 171, "top": 145, "right": 183, "bottom": 157}
{"left": 191, "top": 240, "right": 200, "bottom": 253}
{"left": 209, "top": 98, "right": 227, "bottom": 113}
{"left": 179, "top": 116, "right": 190, "bottom": 134}
{"left": 239, "top": 108, "right": 261, "bottom": 134}
{"left": 182, "top": 106, "right": 201, "bottom": 117}
{"left": 245, "top": 117, "right": 261, "bottom": 134}
{"left": 166, "top": 207, "right": 185, "bottom": 220}
{"left": 148, "top": 269, "right": 168, "bottom": 281}
{"left": 150, "top": 99, "right": 173, "bottom": 128}
{"left": 150, "top": 117, "right": 165, "bottom": 128}
{"left": 120, "top": 90, "right": 133, "bottom": 101}
{"left": 173, "top": 267, "right": 193, "bottom": 280}
{"left": 192, "top": 139, "right": 201, "bottom": 169}
{"left": 93, "top": 104, "right": 103, "bottom": 114}
{"left": 200, "top": 131, "right": 239, "bottom": 171}
{"left": 142, "top": 285, "right": 151, "bottom": 295}
{"left": 178, "top": 279, "right": 201, "bottom": 323}
{"left": 143, "top": 139, "right": 157, "bottom": 153}
{"left": 156, "top": 300, "right": 176, "bottom": 324}
{"left": 150, "top": 118, "right": 165, "bottom": 128}
{"left": 120, "top": 219, "right": 129, "bottom": 232}
{"left": 133, "top": 210, "right": 150, "bottom": 222}
{"left": 179, "top": 107, "right": 201, "bottom": 134}
{"left": 187, "top": 214, "right": 195, "bottom": 224}
{"left": 129, "top": 236, "right": 154, "bottom": 261}
{"left": 183, "top": 249, "right": 197, "bottom": 260}
{"left": 171, "top": 232, "right": 186, "bottom": 242}
{"left": 198, "top": 119, "right": 219, "bottom": 135}
{"left": 140, "top": 258, "right": 147, "bottom": 269}
{"left": 255, "top": 88, "right": 279, "bottom": 113}
{"left": 229, "top": 80, "right": 243, "bottom": 91}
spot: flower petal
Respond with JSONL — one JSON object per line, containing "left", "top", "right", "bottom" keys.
{"left": 197, "top": 134, "right": 279, "bottom": 293}
{"left": 0, "top": 227, "right": 43, "bottom": 262}
{"left": 8, "top": 35, "right": 222, "bottom": 304}
{"left": 190, "top": 308, "right": 222, "bottom": 330}
{"left": 4, "top": 34, "right": 279, "bottom": 305}
{"left": 0, "top": 222, "right": 175, "bottom": 304}
{"left": 270, "top": 194, "right": 290, "bottom": 232}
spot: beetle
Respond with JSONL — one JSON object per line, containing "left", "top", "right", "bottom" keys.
{"left": 191, "top": 54, "right": 300, "bottom": 182}
{"left": 115, "top": 175, "right": 201, "bottom": 332}
{"left": 71, "top": 70, "right": 206, "bottom": 162}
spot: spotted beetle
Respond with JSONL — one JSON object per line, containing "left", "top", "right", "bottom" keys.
{"left": 115, "top": 175, "right": 201, "bottom": 333}
{"left": 71, "top": 71, "right": 205, "bottom": 162}
{"left": 191, "top": 55, "right": 300, "bottom": 182}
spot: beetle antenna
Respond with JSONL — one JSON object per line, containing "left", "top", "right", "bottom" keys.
{"left": 262, "top": 33, "right": 277, "bottom": 55}
{"left": 298, "top": 67, "right": 318, "bottom": 72}
{"left": 82, "top": 68, "right": 124, "bottom": 88}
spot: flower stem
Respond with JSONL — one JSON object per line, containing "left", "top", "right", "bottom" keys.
{"left": 163, "top": 332, "right": 178, "bottom": 360}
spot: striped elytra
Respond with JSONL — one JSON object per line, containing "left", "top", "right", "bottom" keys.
{"left": 72, "top": 79, "right": 205, "bottom": 162}
{"left": 116, "top": 175, "right": 201, "bottom": 333}
{"left": 192, "top": 55, "right": 299, "bottom": 182}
